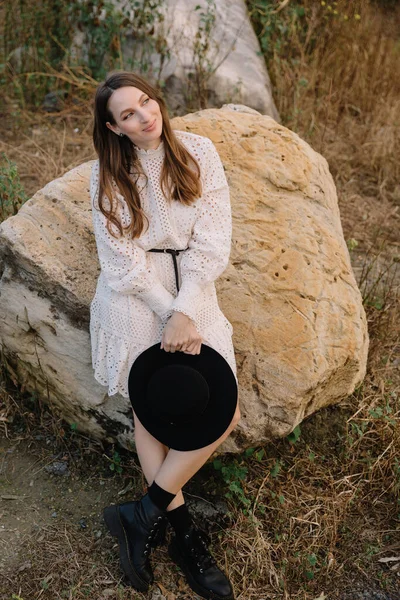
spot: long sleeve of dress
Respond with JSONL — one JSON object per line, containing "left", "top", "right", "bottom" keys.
{"left": 170, "top": 139, "right": 232, "bottom": 322}
{"left": 90, "top": 162, "right": 175, "bottom": 320}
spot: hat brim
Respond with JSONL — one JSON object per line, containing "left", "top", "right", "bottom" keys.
{"left": 128, "top": 343, "right": 238, "bottom": 451}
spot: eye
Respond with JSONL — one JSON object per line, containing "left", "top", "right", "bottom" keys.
{"left": 124, "top": 112, "right": 133, "bottom": 120}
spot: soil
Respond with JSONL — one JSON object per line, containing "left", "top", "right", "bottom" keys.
{"left": 0, "top": 434, "right": 123, "bottom": 575}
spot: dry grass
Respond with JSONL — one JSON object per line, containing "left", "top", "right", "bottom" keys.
{"left": 262, "top": 0, "right": 400, "bottom": 254}
{"left": 1, "top": 0, "right": 400, "bottom": 598}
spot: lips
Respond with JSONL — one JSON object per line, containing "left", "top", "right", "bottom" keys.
{"left": 143, "top": 119, "right": 156, "bottom": 132}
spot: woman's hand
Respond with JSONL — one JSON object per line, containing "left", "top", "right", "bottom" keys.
{"left": 161, "top": 311, "right": 203, "bottom": 355}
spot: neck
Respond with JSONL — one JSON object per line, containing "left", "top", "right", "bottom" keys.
{"left": 134, "top": 136, "right": 163, "bottom": 151}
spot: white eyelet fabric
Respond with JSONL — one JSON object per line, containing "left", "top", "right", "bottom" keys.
{"left": 89, "top": 130, "right": 236, "bottom": 398}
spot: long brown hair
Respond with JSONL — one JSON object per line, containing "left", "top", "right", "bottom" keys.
{"left": 92, "top": 70, "right": 202, "bottom": 239}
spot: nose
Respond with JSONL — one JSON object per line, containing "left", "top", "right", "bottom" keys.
{"left": 140, "top": 108, "right": 152, "bottom": 125}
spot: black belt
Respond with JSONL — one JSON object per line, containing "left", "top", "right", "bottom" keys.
{"left": 147, "top": 248, "right": 187, "bottom": 292}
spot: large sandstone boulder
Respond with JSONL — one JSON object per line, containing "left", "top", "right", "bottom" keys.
{"left": 0, "top": 106, "right": 368, "bottom": 452}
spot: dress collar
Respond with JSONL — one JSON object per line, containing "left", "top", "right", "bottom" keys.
{"left": 133, "top": 139, "right": 165, "bottom": 158}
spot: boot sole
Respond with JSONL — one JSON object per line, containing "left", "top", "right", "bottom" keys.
{"left": 103, "top": 505, "right": 150, "bottom": 592}
{"left": 168, "top": 541, "right": 234, "bottom": 600}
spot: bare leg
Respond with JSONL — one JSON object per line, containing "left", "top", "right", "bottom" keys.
{"left": 133, "top": 411, "right": 184, "bottom": 510}
{"left": 154, "top": 404, "right": 241, "bottom": 494}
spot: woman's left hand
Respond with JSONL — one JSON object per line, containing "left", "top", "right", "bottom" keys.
{"left": 161, "top": 311, "right": 203, "bottom": 354}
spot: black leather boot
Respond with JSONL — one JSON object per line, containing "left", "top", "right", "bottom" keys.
{"left": 103, "top": 494, "right": 167, "bottom": 592}
{"left": 168, "top": 524, "right": 234, "bottom": 600}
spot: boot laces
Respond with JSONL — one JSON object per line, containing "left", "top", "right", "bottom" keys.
{"left": 143, "top": 515, "right": 164, "bottom": 555}
{"left": 187, "top": 528, "right": 217, "bottom": 573}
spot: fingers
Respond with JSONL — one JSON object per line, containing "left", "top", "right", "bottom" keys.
{"left": 183, "top": 339, "right": 202, "bottom": 355}
{"left": 183, "top": 338, "right": 200, "bottom": 354}
{"left": 163, "top": 343, "right": 175, "bottom": 353}
{"left": 163, "top": 339, "right": 202, "bottom": 354}
{"left": 162, "top": 339, "right": 187, "bottom": 353}
{"left": 161, "top": 318, "right": 202, "bottom": 354}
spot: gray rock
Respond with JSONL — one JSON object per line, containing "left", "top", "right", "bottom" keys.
{"left": 340, "top": 590, "right": 398, "bottom": 600}
{"left": 71, "top": 0, "right": 279, "bottom": 119}
{"left": 45, "top": 461, "right": 70, "bottom": 477}
{"left": 150, "top": 590, "right": 167, "bottom": 600}
{"left": 187, "top": 496, "right": 229, "bottom": 530}
{"left": 41, "top": 90, "right": 69, "bottom": 113}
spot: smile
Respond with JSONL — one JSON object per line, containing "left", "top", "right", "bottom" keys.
{"left": 143, "top": 119, "right": 156, "bottom": 132}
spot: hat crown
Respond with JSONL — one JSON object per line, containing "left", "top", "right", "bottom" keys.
{"left": 128, "top": 343, "right": 238, "bottom": 451}
{"left": 147, "top": 364, "right": 209, "bottom": 426}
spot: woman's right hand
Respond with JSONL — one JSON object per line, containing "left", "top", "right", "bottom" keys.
{"left": 161, "top": 311, "right": 203, "bottom": 355}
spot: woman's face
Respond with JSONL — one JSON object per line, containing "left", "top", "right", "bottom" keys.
{"left": 106, "top": 85, "right": 163, "bottom": 150}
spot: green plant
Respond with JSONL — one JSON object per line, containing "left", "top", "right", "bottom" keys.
{"left": 287, "top": 424, "right": 301, "bottom": 444}
{"left": 187, "top": 0, "right": 218, "bottom": 108}
{"left": 245, "top": 1, "right": 308, "bottom": 63}
{"left": 70, "top": 0, "right": 125, "bottom": 80}
{"left": 304, "top": 551, "right": 317, "bottom": 580}
{"left": 184, "top": 0, "right": 239, "bottom": 109}
{"left": 347, "top": 237, "right": 359, "bottom": 251}
{"left": 213, "top": 455, "right": 251, "bottom": 511}
{"left": 4, "top": 0, "right": 77, "bottom": 106}
{"left": 270, "top": 458, "right": 282, "bottom": 478}
{"left": 121, "top": 0, "right": 170, "bottom": 85}
{"left": 3, "top": 0, "right": 169, "bottom": 108}
{"left": 70, "top": 0, "right": 169, "bottom": 82}
{"left": 107, "top": 450, "right": 123, "bottom": 475}
{"left": 0, "top": 152, "right": 29, "bottom": 222}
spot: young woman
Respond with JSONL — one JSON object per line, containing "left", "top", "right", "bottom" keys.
{"left": 89, "top": 70, "right": 241, "bottom": 600}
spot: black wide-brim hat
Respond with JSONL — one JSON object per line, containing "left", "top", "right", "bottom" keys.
{"left": 128, "top": 343, "right": 238, "bottom": 451}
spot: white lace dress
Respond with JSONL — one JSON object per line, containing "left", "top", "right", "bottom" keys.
{"left": 89, "top": 130, "right": 236, "bottom": 398}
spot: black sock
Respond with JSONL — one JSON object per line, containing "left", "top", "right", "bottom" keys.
{"left": 147, "top": 481, "right": 176, "bottom": 511}
{"left": 167, "top": 503, "right": 193, "bottom": 536}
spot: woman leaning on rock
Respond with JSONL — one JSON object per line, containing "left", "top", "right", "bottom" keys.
{"left": 89, "top": 70, "right": 241, "bottom": 599}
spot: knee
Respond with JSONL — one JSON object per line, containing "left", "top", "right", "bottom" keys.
{"left": 231, "top": 404, "right": 241, "bottom": 428}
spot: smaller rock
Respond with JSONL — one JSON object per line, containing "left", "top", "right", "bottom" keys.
{"left": 340, "top": 587, "right": 397, "bottom": 600}
{"left": 17, "top": 560, "right": 32, "bottom": 572}
{"left": 150, "top": 589, "right": 167, "bottom": 600}
{"left": 186, "top": 496, "right": 230, "bottom": 531}
{"left": 41, "top": 90, "right": 69, "bottom": 113}
{"left": 44, "top": 461, "right": 70, "bottom": 477}
{"left": 51, "top": 512, "right": 57, "bottom": 518}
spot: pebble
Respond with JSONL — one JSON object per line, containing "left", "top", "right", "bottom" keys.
{"left": 186, "top": 496, "right": 229, "bottom": 530}
{"left": 44, "top": 461, "right": 70, "bottom": 477}
{"left": 340, "top": 589, "right": 398, "bottom": 600}
{"left": 150, "top": 590, "right": 167, "bottom": 600}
